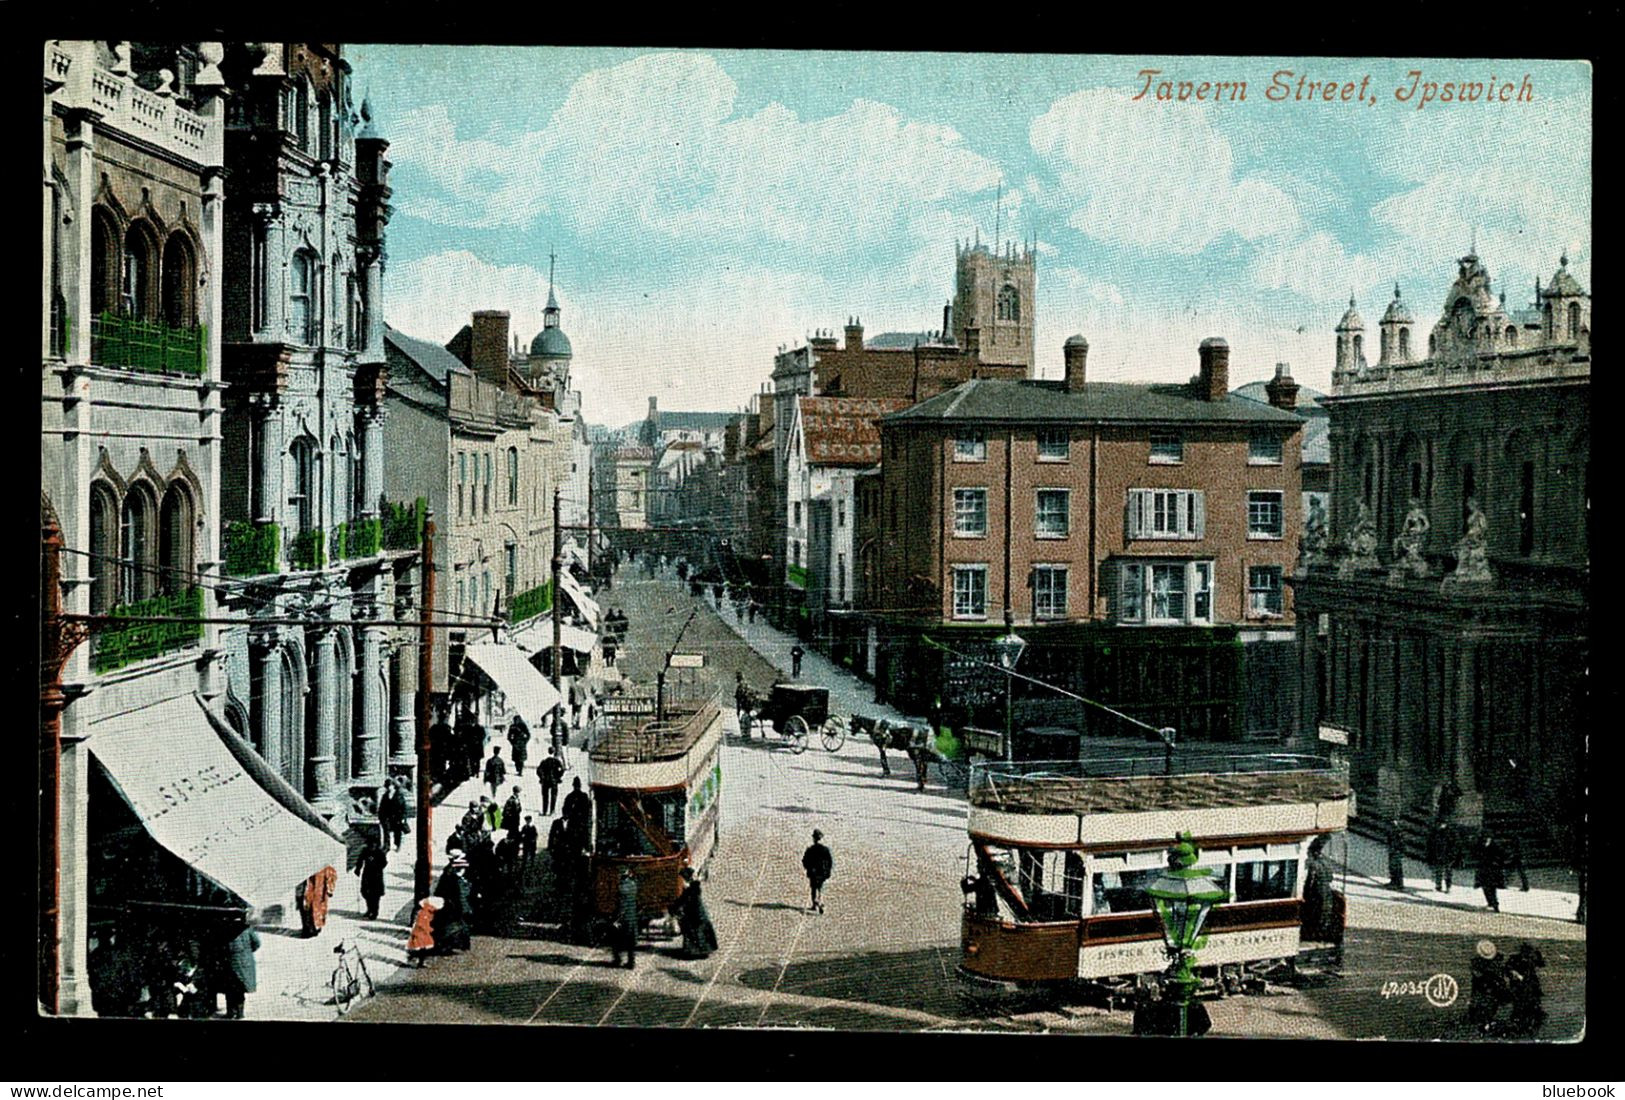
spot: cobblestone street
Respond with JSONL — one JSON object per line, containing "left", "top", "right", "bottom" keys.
{"left": 338, "top": 567, "right": 1586, "bottom": 1037}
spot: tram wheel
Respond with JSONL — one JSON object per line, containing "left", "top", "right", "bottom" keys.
{"left": 786, "top": 714, "right": 809, "bottom": 754}
{"left": 821, "top": 714, "right": 848, "bottom": 752}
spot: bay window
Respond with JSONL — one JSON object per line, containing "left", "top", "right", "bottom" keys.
{"left": 1115, "top": 559, "right": 1216, "bottom": 625}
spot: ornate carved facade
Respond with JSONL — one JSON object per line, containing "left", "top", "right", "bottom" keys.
{"left": 1290, "top": 250, "right": 1588, "bottom": 863}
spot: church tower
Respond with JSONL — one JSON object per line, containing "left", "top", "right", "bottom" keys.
{"left": 952, "top": 231, "right": 1036, "bottom": 374}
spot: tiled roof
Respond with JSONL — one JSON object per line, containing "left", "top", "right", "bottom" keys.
{"left": 655, "top": 410, "right": 737, "bottom": 432}
{"left": 386, "top": 324, "right": 471, "bottom": 385}
{"left": 797, "top": 396, "right": 912, "bottom": 466}
{"left": 886, "top": 379, "right": 1305, "bottom": 426}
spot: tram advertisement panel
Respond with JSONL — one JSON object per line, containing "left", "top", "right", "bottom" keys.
{"left": 686, "top": 743, "right": 722, "bottom": 871}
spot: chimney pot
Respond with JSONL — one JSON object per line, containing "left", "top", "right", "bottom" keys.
{"left": 1063, "top": 335, "right": 1089, "bottom": 393}
{"left": 1265, "top": 361, "right": 1299, "bottom": 410}
{"left": 1198, "top": 336, "right": 1230, "bottom": 402}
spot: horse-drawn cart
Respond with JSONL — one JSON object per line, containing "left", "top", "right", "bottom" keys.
{"left": 737, "top": 681, "right": 848, "bottom": 753}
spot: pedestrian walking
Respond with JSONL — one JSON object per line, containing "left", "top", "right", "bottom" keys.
{"left": 296, "top": 865, "right": 337, "bottom": 937}
{"left": 669, "top": 867, "right": 718, "bottom": 959}
{"left": 1427, "top": 819, "right": 1458, "bottom": 892}
{"left": 378, "top": 777, "right": 409, "bottom": 852}
{"left": 356, "top": 839, "right": 388, "bottom": 920}
{"left": 791, "top": 645, "right": 805, "bottom": 678}
{"left": 908, "top": 724, "right": 932, "bottom": 791}
{"left": 1506, "top": 941, "right": 1547, "bottom": 1035}
{"left": 407, "top": 897, "right": 440, "bottom": 965}
{"left": 562, "top": 776, "right": 592, "bottom": 838}
{"left": 610, "top": 867, "right": 640, "bottom": 968}
{"left": 218, "top": 915, "right": 260, "bottom": 1019}
{"left": 481, "top": 795, "right": 500, "bottom": 834}
{"left": 457, "top": 715, "right": 484, "bottom": 784}
{"left": 509, "top": 716, "right": 532, "bottom": 779}
{"left": 460, "top": 800, "right": 487, "bottom": 842}
{"left": 1476, "top": 833, "right": 1508, "bottom": 912}
{"left": 1468, "top": 939, "right": 1508, "bottom": 1032}
{"left": 748, "top": 601, "right": 757, "bottom": 624}
{"left": 433, "top": 856, "right": 474, "bottom": 953}
{"left": 519, "top": 815, "right": 539, "bottom": 869}
{"left": 801, "top": 829, "right": 833, "bottom": 913}
{"left": 1385, "top": 817, "right": 1407, "bottom": 890}
{"left": 503, "top": 786, "right": 524, "bottom": 838}
{"left": 603, "top": 636, "right": 618, "bottom": 668}
{"left": 484, "top": 745, "right": 508, "bottom": 798}
{"left": 540, "top": 749, "right": 566, "bottom": 816}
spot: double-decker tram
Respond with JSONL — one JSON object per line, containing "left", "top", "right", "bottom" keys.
{"left": 587, "top": 683, "right": 724, "bottom": 923}
{"left": 960, "top": 749, "right": 1349, "bottom": 996}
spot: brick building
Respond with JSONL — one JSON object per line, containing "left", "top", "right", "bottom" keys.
{"left": 864, "top": 334, "right": 1305, "bottom": 750}
{"left": 1290, "top": 250, "right": 1589, "bottom": 860}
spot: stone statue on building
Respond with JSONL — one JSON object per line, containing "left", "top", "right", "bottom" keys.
{"left": 1443, "top": 496, "right": 1494, "bottom": 589}
{"left": 1338, "top": 500, "right": 1381, "bottom": 577}
{"left": 1299, "top": 495, "right": 1330, "bottom": 571}
{"left": 1389, "top": 498, "right": 1431, "bottom": 581}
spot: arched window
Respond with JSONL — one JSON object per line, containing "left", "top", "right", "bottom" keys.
{"left": 122, "top": 222, "right": 158, "bottom": 320}
{"left": 348, "top": 430, "right": 363, "bottom": 521}
{"left": 317, "top": 91, "right": 333, "bottom": 160}
{"left": 1569, "top": 302, "right": 1582, "bottom": 341}
{"left": 483, "top": 452, "right": 492, "bottom": 515}
{"left": 345, "top": 273, "right": 360, "bottom": 350}
{"left": 1428, "top": 332, "right": 1437, "bottom": 356}
{"left": 120, "top": 482, "right": 158, "bottom": 603}
{"left": 91, "top": 208, "right": 119, "bottom": 317}
{"left": 329, "top": 434, "right": 345, "bottom": 530}
{"left": 251, "top": 221, "right": 268, "bottom": 333}
{"left": 997, "top": 284, "right": 1020, "bottom": 322}
{"left": 294, "top": 78, "right": 310, "bottom": 150}
{"left": 1398, "top": 327, "right": 1410, "bottom": 359}
{"left": 1505, "top": 326, "right": 1517, "bottom": 346}
{"left": 289, "top": 435, "right": 316, "bottom": 536}
{"left": 89, "top": 483, "right": 119, "bottom": 613}
{"left": 1352, "top": 333, "right": 1363, "bottom": 364}
{"left": 159, "top": 482, "right": 195, "bottom": 595}
{"left": 1519, "top": 461, "right": 1535, "bottom": 557}
{"left": 289, "top": 249, "right": 316, "bottom": 344}
{"left": 507, "top": 446, "right": 519, "bottom": 506}
{"left": 162, "top": 232, "right": 197, "bottom": 329}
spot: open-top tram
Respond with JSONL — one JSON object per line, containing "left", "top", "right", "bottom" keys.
{"left": 587, "top": 685, "right": 725, "bottom": 925}
{"left": 960, "top": 751, "right": 1349, "bottom": 996}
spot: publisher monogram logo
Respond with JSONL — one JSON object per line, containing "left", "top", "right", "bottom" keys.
{"left": 1379, "top": 973, "right": 1458, "bottom": 1007}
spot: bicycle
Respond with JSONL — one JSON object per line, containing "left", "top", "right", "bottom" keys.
{"left": 330, "top": 938, "right": 375, "bottom": 1015}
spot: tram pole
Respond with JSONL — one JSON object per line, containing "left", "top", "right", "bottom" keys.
{"left": 39, "top": 519, "right": 65, "bottom": 1015}
{"left": 414, "top": 511, "right": 437, "bottom": 904}
{"left": 552, "top": 486, "right": 564, "bottom": 749}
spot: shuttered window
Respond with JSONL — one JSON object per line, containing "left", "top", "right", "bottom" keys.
{"left": 1126, "top": 489, "right": 1204, "bottom": 540}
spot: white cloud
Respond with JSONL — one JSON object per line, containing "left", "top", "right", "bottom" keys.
{"left": 385, "top": 52, "right": 1006, "bottom": 270}
{"left": 1029, "top": 89, "right": 1301, "bottom": 254}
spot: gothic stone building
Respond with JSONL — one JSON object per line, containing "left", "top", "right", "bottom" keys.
{"left": 866, "top": 335, "right": 1305, "bottom": 750}
{"left": 213, "top": 43, "right": 422, "bottom": 817}
{"left": 1290, "top": 250, "right": 1589, "bottom": 859}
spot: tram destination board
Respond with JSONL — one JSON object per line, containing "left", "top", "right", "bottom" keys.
{"left": 944, "top": 643, "right": 1004, "bottom": 707}
{"left": 603, "top": 695, "right": 656, "bottom": 717}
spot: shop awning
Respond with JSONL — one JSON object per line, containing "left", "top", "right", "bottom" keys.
{"left": 87, "top": 693, "right": 345, "bottom": 911}
{"left": 464, "top": 642, "right": 563, "bottom": 724}
{"left": 514, "top": 621, "right": 598, "bottom": 656}
{"left": 557, "top": 571, "right": 602, "bottom": 629}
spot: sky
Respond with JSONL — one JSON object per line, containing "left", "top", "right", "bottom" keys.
{"left": 346, "top": 48, "right": 1592, "bottom": 428}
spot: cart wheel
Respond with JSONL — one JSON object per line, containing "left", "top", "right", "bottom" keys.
{"left": 821, "top": 714, "right": 848, "bottom": 753}
{"left": 785, "top": 714, "right": 809, "bottom": 754}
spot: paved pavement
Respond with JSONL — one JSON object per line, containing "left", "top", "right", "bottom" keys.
{"left": 327, "top": 566, "right": 1585, "bottom": 1037}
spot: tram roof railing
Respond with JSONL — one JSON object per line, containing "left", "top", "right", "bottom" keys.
{"left": 968, "top": 752, "right": 1349, "bottom": 816}
{"left": 592, "top": 686, "right": 722, "bottom": 764}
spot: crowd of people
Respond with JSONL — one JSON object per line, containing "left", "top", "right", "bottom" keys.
{"left": 1468, "top": 938, "right": 1547, "bottom": 1036}
{"left": 87, "top": 915, "right": 261, "bottom": 1020}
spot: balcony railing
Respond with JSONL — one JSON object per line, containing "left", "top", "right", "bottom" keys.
{"left": 92, "top": 586, "right": 204, "bottom": 673}
{"left": 222, "top": 521, "right": 282, "bottom": 578}
{"left": 381, "top": 497, "right": 426, "bottom": 551}
{"left": 509, "top": 580, "right": 553, "bottom": 625}
{"left": 330, "top": 519, "right": 381, "bottom": 562}
{"left": 91, "top": 312, "right": 206, "bottom": 376}
{"left": 288, "top": 528, "right": 325, "bottom": 571}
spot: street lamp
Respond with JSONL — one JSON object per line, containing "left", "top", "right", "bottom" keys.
{"left": 989, "top": 610, "right": 1026, "bottom": 762}
{"left": 1147, "top": 831, "right": 1229, "bottom": 1038}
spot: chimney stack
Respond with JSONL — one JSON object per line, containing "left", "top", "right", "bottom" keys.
{"left": 942, "top": 300, "right": 952, "bottom": 340}
{"left": 470, "top": 310, "right": 512, "bottom": 386}
{"left": 1198, "top": 337, "right": 1230, "bottom": 402}
{"left": 963, "top": 325, "right": 981, "bottom": 360}
{"left": 845, "top": 316, "right": 864, "bottom": 351}
{"left": 648, "top": 396, "right": 658, "bottom": 420}
{"left": 1265, "top": 361, "right": 1299, "bottom": 410}
{"left": 1063, "top": 334, "right": 1089, "bottom": 394}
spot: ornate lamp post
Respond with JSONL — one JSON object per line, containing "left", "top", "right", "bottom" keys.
{"left": 989, "top": 610, "right": 1026, "bottom": 762}
{"left": 1147, "top": 831, "right": 1229, "bottom": 1037}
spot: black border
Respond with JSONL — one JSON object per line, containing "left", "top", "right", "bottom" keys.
{"left": 12, "top": 1, "right": 1615, "bottom": 1083}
